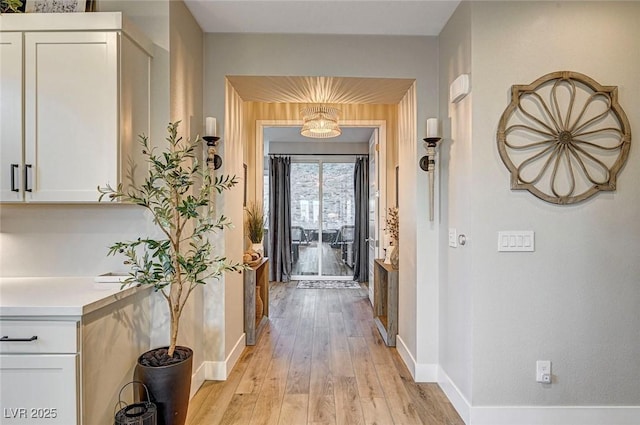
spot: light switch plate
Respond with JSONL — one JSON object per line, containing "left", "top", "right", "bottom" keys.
{"left": 498, "top": 231, "right": 534, "bottom": 252}
{"left": 449, "top": 228, "right": 457, "bottom": 248}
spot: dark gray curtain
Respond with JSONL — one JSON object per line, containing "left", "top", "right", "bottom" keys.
{"left": 353, "top": 156, "right": 369, "bottom": 282}
{"left": 268, "top": 156, "right": 292, "bottom": 282}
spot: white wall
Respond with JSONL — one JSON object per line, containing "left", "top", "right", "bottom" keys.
{"left": 470, "top": 1, "right": 640, "bottom": 407}
{"left": 98, "top": 0, "right": 170, "bottom": 143}
{"left": 169, "top": 0, "right": 206, "bottom": 384}
{"left": 0, "top": 205, "right": 152, "bottom": 277}
{"left": 203, "top": 33, "right": 440, "bottom": 369}
{"left": 440, "top": 1, "right": 640, "bottom": 418}
{"left": 438, "top": 0, "right": 473, "bottom": 405}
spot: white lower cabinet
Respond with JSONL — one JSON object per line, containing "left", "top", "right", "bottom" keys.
{"left": 0, "top": 354, "right": 78, "bottom": 424}
{"left": 0, "top": 319, "right": 79, "bottom": 425}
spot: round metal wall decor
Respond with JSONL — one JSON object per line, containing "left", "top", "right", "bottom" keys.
{"left": 497, "top": 71, "right": 631, "bottom": 204}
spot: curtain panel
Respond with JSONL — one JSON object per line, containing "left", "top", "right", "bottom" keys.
{"left": 268, "top": 156, "right": 292, "bottom": 282}
{"left": 353, "top": 156, "right": 369, "bottom": 282}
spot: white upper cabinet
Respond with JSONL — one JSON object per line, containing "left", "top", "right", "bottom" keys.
{"left": 0, "top": 33, "right": 23, "bottom": 202}
{"left": 0, "top": 13, "right": 152, "bottom": 203}
{"left": 24, "top": 31, "right": 119, "bottom": 202}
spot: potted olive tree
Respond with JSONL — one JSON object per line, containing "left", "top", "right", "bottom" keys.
{"left": 98, "top": 122, "right": 242, "bottom": 425}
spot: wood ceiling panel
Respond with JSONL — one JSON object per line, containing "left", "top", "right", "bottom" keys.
{"left": 227, "top": 76, "right": 414, "bottom": 105}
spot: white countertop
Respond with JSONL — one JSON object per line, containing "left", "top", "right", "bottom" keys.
{"left": 0, "top": 277, "right": 149, "bottom": 317}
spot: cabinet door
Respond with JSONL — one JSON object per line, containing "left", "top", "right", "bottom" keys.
{"left": 0, "top": 33, "right": 23, "bottom": 202}
{"left": 24, "top": 31, "right": 118, "bottom": 202}
{"left": 0, "top": 354, "right": 78, "bottom": 424}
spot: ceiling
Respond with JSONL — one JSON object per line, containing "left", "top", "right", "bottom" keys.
{"left": 227, "top": 76, "right": 415, "bottom": 104}
{"left": 229, "top": 75, "right": 409, "bottom": 144}
{"left": 184, "top": 1, "right": 461, "bottom": 36}
{"left": 215, "top": 2, "right": 445, "bottom": 146}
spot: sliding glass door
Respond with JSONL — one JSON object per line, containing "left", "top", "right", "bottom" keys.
{"left": 290, "top": 159, "right": 355, "bottom": 279}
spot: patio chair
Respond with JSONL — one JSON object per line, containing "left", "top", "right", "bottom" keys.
{"left": 337, "top": 225, "right": 355, "bottom": 267}
{"left": 291, "top": 226, "right": 306, "bottom": 262}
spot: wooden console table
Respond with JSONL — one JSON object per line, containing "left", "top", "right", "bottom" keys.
{"left": 373, "top": 259, "right": 398, "bottom": 346}
{"left": 244, "top": 257, "right": 269, "bottom": 345}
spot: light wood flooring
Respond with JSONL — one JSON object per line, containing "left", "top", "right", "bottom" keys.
{"left": 186, "top": 281, "right": 464, "bottom": 425}
{"left": 292, "top": 243, "right": 353, "bottom": 277}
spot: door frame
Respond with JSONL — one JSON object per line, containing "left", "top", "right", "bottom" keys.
{"left": 255, "top": 120, "right": 387, "bottom": 278}
{"left": 288, "top": 156, "right": 358, "bottom": 280}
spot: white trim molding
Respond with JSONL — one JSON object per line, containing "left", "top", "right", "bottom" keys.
{"left": 438, "top": 366, "right": 640, "bottom": 425}
{"left": 438, "top": 366, "right": 471, "bottom": 424}
{"left": 395, "top": 335, "right": 416, "bottom": 377}
{"left": 204, "top": 333, "right": 246, "bottom": 380}
{"left": 469, "top": 406, "right": 640, "bottom": 425}
{"left": 190, "top": 361, "right": 207, "bottom": 399}
{"left": 395, "top": 335, "right": 438, "bottom": 382}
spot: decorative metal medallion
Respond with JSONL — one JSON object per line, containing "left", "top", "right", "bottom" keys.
{"left": 497, "top": 71, "right": 631, "bottom": 204}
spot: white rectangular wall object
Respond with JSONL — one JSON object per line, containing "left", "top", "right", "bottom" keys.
{"left": 449, "top": 73, "right": 470, "bottom": 104}
{"left": 498, "top": 231, "right": 535, "bottom": 252}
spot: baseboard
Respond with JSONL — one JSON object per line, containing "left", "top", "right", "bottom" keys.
{"left": 437, "top": 366, "right": 640, "bottom": 425}
{"left": 395, "top": 335, "right": 415, "bottom": 378}
{"left": 395, "top": 335, "right": 438, "bottom": 382}
{"left": 469, "top": 405, "right": 640, "bottom": 425}
{"left": 438, "top": 366, "right": 471, "bottom": 424}
{"left": 190, "top": 361, "right": 206, "bottom": 399}
{"left": 225, "top": 332, "right": 246, "bottom": 376}
{"left": 204, "top": 333, "right": 246, "bottom": 380}
{"left": 415, "top": 362, "right": 438, "bottom": 382}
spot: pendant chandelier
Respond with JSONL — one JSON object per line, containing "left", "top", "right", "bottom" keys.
{"left": 300, "top": 105, "right": 342, "bottom": 138}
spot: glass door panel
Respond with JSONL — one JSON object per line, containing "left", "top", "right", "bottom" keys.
{"left": 289, "top": 160, "right": 355, "bottom": 279}
{"left": 322, "top": 162, "right": 355, "bottom": 277}
{"left": 290, "top": 162, "right": 319, "bottom": 276}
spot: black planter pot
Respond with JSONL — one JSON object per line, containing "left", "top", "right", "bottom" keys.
{"left": 136, "top": 346, "right": 193, "bottom": 425}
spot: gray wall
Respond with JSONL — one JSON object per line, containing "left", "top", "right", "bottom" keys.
{"left": 441, "top": 0, "right": 640, "bottom": 408}
{"left": 438, "top": 0, "right": 473, "bottom": 403}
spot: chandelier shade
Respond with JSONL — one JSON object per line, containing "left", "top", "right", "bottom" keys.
{"left": 300, "top": 106, "right": 342, "bottom": 138}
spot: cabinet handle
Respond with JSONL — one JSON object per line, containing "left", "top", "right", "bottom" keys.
{"left": 24, "top": 164, "right": 32, "bottom": 192}
{"left": 0, "top": 335, "right": 38, "bottom": 342}
{"left": 10, "top": 164, "right": 19, "bottom": 192}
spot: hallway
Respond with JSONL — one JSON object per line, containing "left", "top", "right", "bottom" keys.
{"left": 186, "top": 282, "right": 463, "bottom": 425}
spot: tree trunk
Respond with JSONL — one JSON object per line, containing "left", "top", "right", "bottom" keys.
{"left": 168, "top": 314, "right": 180, "bottom": 357}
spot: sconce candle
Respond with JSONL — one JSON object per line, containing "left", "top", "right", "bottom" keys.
{"left": 203, "top": 117, "right": 222, "bottom": 171}
{"left": 420, "top": 118, "right": 442, "bottom": 222}
{"left": 205, "top": 117, "right": 217, "bottom": 136}
{"left": 426, "top": 118, "right": 438, "bottom": 138}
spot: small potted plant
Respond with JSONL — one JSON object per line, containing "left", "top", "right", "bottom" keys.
{"left": 244, "top": 201, "right": 265, "bottom": 264}
{"left": 0, "top": 0, "right": 24, "bottom": 12}
{"left": 386, "top": 207, "right": 399, "bottom": 269}
{"left": 98, "top": 122, "right": 242, "bottom": 425}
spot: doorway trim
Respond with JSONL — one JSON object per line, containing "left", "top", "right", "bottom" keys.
{"left": 255, "top": 119, "right": 387, "bottom": 264}
{"left": 256, "top": 119, "right": 387, "bottom": 265}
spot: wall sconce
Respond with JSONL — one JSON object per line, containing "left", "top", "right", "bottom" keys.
{"left": 419, "top": 118, "right": 441, "bottom": 222}
{"left": 203, "top": 116, "right": 222, "bottom": 170}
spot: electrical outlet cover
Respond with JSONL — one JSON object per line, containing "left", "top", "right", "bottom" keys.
{"left": 536, "top": 360, "right": 551, "bottom": 382}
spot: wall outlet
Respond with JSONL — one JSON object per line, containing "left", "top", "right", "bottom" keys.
{"left": 536, "top": 360, "right": 551, "bottom": 383}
